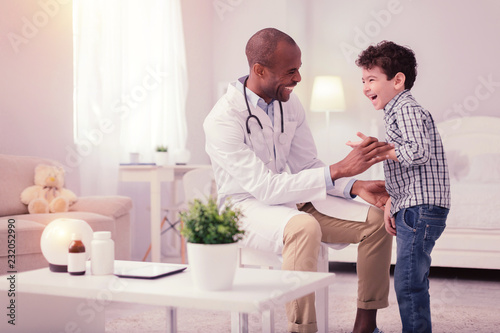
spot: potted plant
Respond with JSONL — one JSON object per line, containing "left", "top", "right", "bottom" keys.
{"left": 155, "top": 145, "right": 169, "bottom": 166}
{"left": 180, "top": 197, "right": 245, "bottom": 291}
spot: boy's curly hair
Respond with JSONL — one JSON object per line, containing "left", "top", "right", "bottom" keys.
{"left": 356, "top": 41, "right": 417, "bottom": 90}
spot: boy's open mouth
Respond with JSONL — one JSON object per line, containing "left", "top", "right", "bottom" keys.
{"left": 370, "top": 95, "right": 378, "bottom": 101}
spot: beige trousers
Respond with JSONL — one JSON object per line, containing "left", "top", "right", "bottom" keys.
{"left": 282, "top": 203, "right": 393, "bottom": 333}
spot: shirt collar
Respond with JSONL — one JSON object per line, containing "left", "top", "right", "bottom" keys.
{"left": 237, "top": 76, "right": 275, "bottom": 112}
{"left": 384, "top": 89, "right": 411, "bottom": 117}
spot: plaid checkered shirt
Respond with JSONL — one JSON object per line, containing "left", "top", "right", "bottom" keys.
{"left": 383, "top": 90, "right": 451, "bottom": 216}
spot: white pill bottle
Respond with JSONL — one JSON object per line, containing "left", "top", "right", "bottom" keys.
{"left": 91, "top": 231, "right": 115, "bottom": 275}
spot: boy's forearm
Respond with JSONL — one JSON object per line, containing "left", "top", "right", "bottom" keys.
{"left": 389, "top": 148, "right": 399, "bottom": 161}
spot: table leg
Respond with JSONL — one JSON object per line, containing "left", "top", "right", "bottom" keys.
{"left": 241, "top": 313, "right": 249, "bottom": 333}
{"left": 232, "top": 312, "right": 248, "bottom": 333}
{"left": 316, "top": 286, "right": 329, "bottom": 333}
{"left": 232, "top": 308, "right": 274, "bottom": 332}
{"left": 150, "top": 171, "right": 162, "bottom": 262}
{"left": 165, "top": 306, "right": 177, "bottom": 333}
{"left": 261, "top": 309, "right": 275, "bottom": 333}
{"left": 165, "top": 179, "right": 181, "bottom": 256}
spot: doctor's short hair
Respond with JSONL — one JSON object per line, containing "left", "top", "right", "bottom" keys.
{"left": 356, "top": 40, "right": 418, "bottom": 90}
{"left": 246, "top": 28, "right": 297, "bottom": 69}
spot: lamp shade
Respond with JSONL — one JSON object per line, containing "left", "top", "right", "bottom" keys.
{"left": 310, "top": 76, "right": 346, "bottom": 112}
{"left": 40, "top": 218, "right": 93, "bottom": 272}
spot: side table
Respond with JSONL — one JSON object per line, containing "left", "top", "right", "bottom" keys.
{"left": 119, "top": 164, "right": 211, "bottom": 262}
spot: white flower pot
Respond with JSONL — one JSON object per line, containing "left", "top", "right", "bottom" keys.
{"left": 187, "top": 242, "right": 238, "bottom": 291}
{"left": 172, "top": 149, "right": 191, "bottom": 165}
{"left": 155, "top": 152, "right": 169, "bottom": 166}
{"left": 129, "top": 152, "right": 140, "bottom": 164}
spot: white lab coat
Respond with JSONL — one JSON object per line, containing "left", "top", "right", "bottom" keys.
{"left": 204, "top": 81, "right": 370, "bottom": 254}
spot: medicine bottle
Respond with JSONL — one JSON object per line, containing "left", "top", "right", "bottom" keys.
{"left": 91, "top": 231, "right": 115, "bottom": 275}
{"left": 68, "top": 233, "right": 86, "bottom": 275}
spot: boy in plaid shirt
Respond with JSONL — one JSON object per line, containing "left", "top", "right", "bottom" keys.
{"left": 351, "top": 41, "right": 451, "bottom": 333}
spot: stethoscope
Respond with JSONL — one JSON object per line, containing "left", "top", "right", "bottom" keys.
{"left": 243, "top": 77, "right": 288, "bottom": 145}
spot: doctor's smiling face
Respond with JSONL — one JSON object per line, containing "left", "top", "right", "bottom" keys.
{"left": 257, "top": 41, "right": 302, "bottom": 104}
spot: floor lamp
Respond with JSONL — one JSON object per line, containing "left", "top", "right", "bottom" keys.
{"left": 310, "top": 76, "right": 346, "bottom": 156}
{"left": 310, "top": 76, "right": 346, "bottom": 129}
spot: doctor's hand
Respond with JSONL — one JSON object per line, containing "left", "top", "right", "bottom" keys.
{"left": 384, "top": 197, "right": 397, "bottom": 236}
{"left": 350, "top": 180, "right": 389, "bottom": 210}
{"left": 330, "top": 133, "right": 394, "bottom": 180}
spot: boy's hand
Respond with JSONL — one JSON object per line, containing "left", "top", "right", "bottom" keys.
{"left": 330, "top": 133, "right": 393, "bottom": 180}
{"left": 384, "top": 197, "right": 396, "bottom": 236}
{"left": 347, "top": 132, "right": 399, "bottom": 162}
{"left": 346, "top": 132, "right": 372, "bottom": 148}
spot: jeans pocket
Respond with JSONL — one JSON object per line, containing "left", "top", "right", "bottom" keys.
{"left": 402, "top": 207, "right": 417, "bottom": 230}
{"left": 423, "top": 222, "right": 446, "bottom": 255}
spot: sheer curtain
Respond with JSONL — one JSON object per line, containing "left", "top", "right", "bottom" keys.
{"left": 73, "top": 0, "right": 187, "bottom": 195}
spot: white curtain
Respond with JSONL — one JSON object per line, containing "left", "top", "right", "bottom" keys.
{"left": 73, "top": 0, "right": 188, "bottom": 195}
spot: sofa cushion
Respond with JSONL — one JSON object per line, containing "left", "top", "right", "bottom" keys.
{"left": 0, "top": 154, "right": 63, "bottom": 217}
{"left": 2, "top": 213, "right": 116, "bottom": 257}
{"left": 0, "top": 218, "right": 45, "bottom": 257}
{"left": 0, "top": 253, "right": 47, "bottom": 274}
{"left": 70, "top": 196, "right": 133, "bottom": 219}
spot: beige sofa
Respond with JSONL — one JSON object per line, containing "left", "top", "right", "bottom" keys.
{"left": 0, "top": 154, "right": 132, "bottom": 275}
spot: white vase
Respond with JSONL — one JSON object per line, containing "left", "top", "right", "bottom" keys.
{"left": 172, "top": 149, "right": 191, "bottom": 165}
{"left": 129, "top": 152, "right": 140, "bottom": 164}
{"left": 155, "top": 152, "right": 169, "bottom": 166}
{"left": 187, "top": 242, "right": 238, "bottom": 291}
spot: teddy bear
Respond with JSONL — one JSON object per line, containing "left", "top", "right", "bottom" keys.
{"left": 20, "top": 164, "right": 78, "bottom": 214}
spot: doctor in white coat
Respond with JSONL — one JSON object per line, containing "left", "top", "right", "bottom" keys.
{"left": 204, "top": 28, "right": 393, "bottom": 333}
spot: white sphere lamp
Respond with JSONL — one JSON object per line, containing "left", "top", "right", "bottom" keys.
{"left": 40, "top": 218, "right": 93, "bottom": 272}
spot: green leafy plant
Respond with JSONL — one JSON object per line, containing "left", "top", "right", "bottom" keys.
{"left": 180, "top": 197, "right": 245, "bottom": 244}
{"left": 156, "top": 145, "right": 168, "bottom": 152}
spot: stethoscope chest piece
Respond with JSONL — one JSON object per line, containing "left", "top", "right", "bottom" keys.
{"left": 278, "top": 132, "right": 287, "bottom": 145}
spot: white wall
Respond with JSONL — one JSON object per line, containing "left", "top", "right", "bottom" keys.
{"left": 304, "top": 0, "right": 500, "bottom": 166}
{"left": 0, "top": 0, "right": 78, "bottom": 189}
{"left": 204, "top": 0, "right": 500, "bottom": 167}
{"left": 1, "top": 0, "right": 499, "bottom": 260}
{"left": 181, "top": 0, "right": 214, "bottom": 165}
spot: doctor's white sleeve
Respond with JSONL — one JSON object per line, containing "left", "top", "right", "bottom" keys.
{"left": 323, "top": 167, "right": 357, "bottom": 199}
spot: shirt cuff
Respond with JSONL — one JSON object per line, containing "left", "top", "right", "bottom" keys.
{"left": 395, "top": 146, "right": 411, "bottom": 168}
{"left": 344, "top": 178, "right": 357, "bottom": 199}
{"left": 324, "top": 166, "right": 334, "bottom": 191}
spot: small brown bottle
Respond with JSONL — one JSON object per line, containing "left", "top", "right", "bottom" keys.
{"left": 68, "top": 233, "right": 86, "bottom": 275}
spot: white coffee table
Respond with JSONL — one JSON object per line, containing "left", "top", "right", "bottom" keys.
{"left": 0, "top": 260, "right": 335, "bottom": 333}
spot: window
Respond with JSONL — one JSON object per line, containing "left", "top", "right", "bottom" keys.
{"left": 73, "top": 0, "right": 187, "bottom": 194}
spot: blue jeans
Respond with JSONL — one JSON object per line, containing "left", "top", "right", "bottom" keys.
{"left": 393, "top": 204, "right": 449, "bottom": 333}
